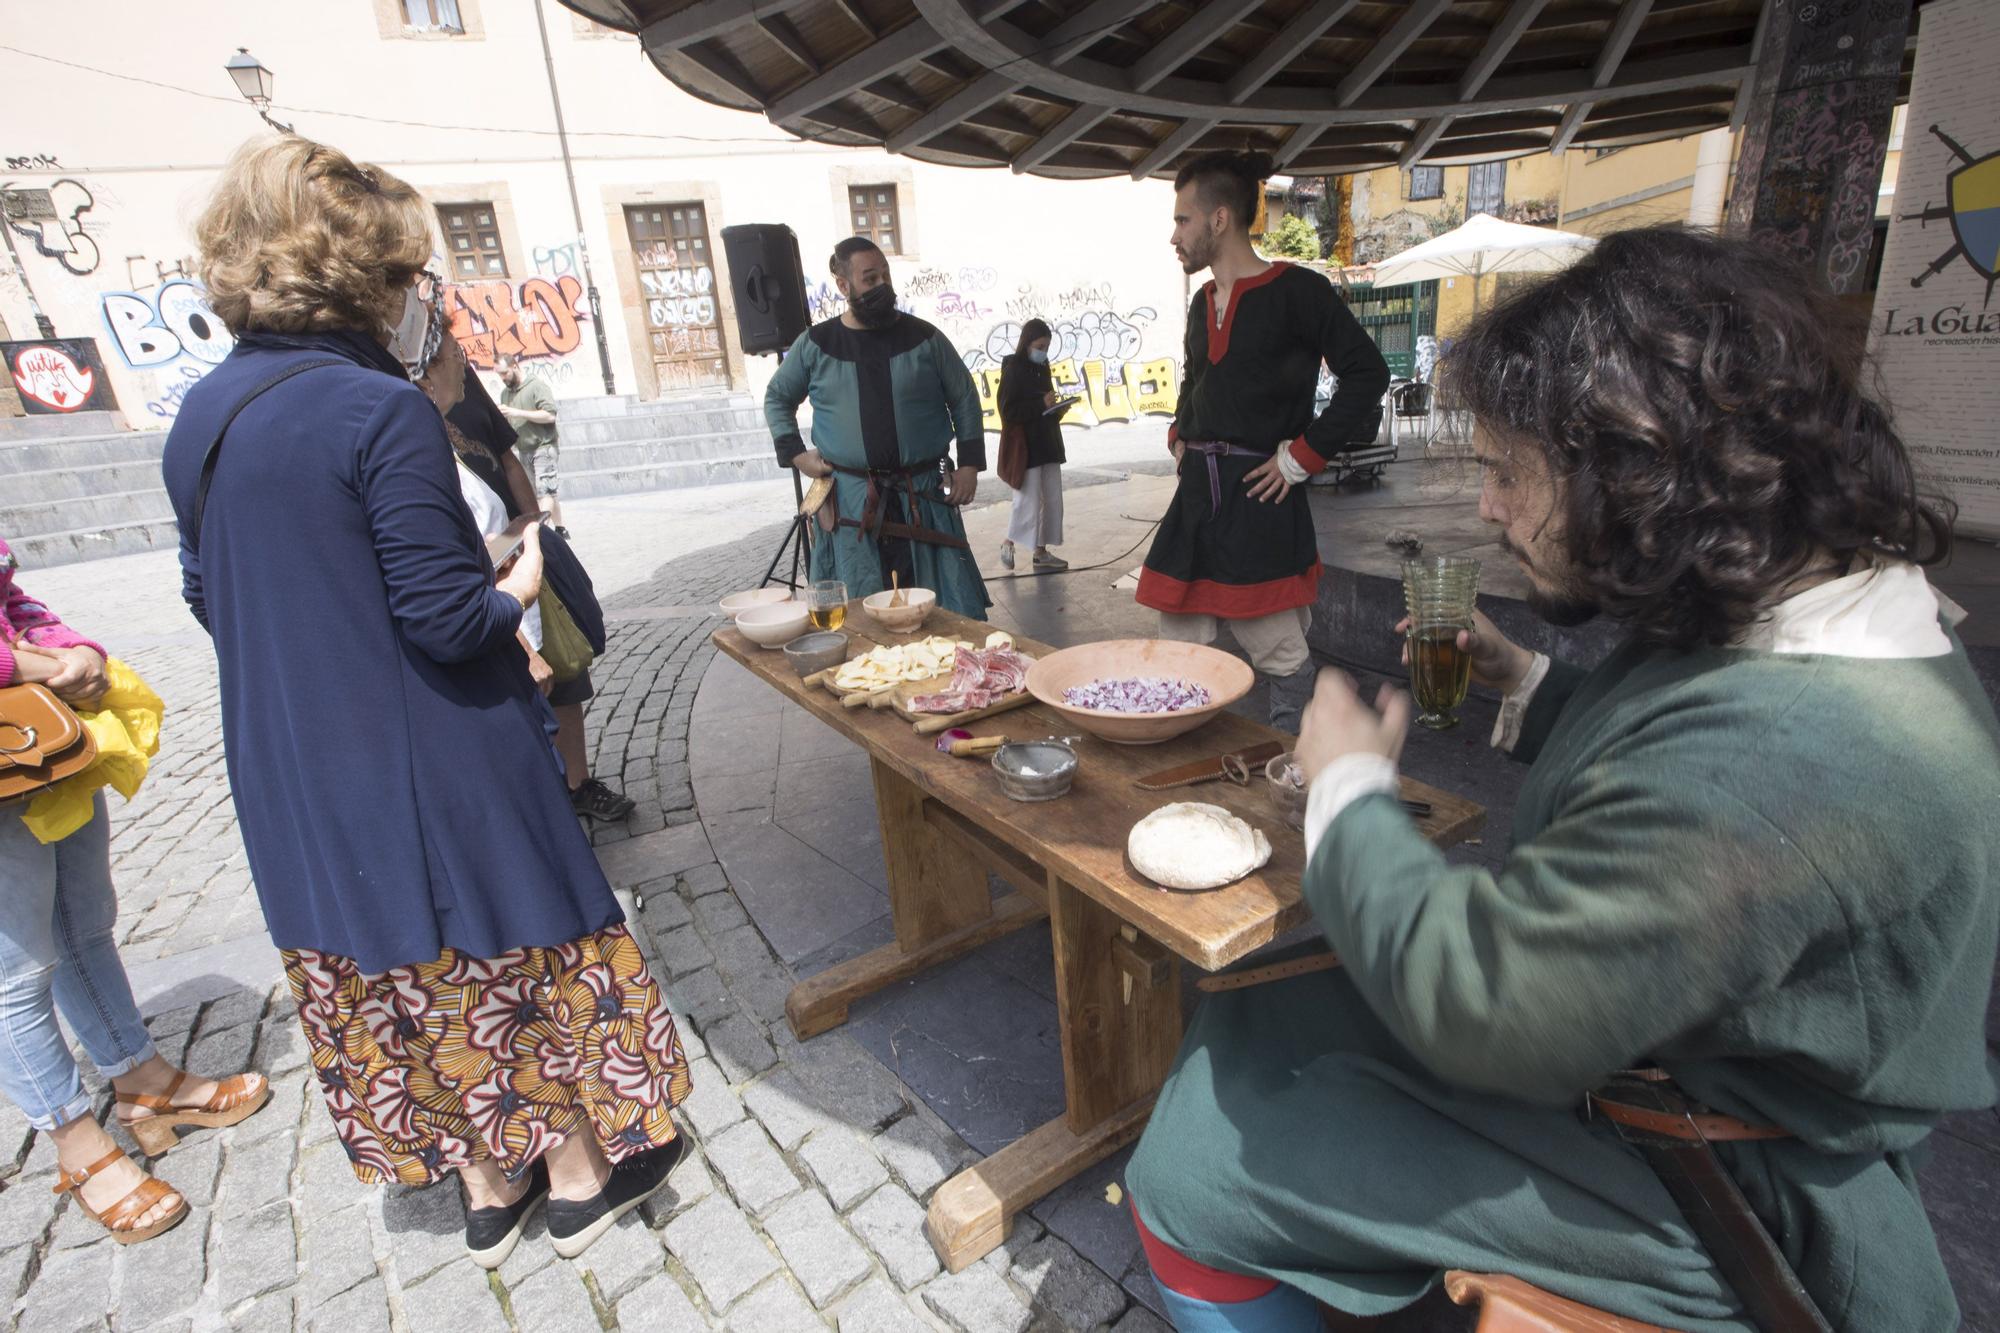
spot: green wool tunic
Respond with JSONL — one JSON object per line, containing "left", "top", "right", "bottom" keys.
{"left": 764, "top": 315, "right": 990, "bottom": 618}
{"left": 1128, "top": 635, "right": 2000, "bottom": 1331}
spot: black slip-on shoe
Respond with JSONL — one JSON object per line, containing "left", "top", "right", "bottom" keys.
{"left": 464, "top": 1162, "right": 549, "bottom": 1271}
{"left": 570, "top": 778, "right": 637, "bottom": 824}
{"left": 546, "top": 1137, "right": 686, "bottom": 1260}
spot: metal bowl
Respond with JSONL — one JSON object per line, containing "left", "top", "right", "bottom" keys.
{"left": 783, "top": 630, "right": 850, "bottom": 677}
{"left": 991, "top": 738, "right": 1079, "bottom": 802}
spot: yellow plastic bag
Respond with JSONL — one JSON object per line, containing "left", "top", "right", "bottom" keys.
{"left": 21, "top": 658, "right": 164, "bottom": 844}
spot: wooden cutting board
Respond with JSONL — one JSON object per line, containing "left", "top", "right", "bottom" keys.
{"left": 822, "top": 643, "right": 1038, "bottom": 734}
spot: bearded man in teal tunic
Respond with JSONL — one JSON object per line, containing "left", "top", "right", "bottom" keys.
{"left": 764, "top": 238, "right": 991, "bottom": 618}
{"left": 1125, "top": 227, "right": 1999, "bottom": 1332}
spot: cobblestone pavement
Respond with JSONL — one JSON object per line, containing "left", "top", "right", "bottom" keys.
{"left": 0, "top": 474, "right": 1172, "bottom": 1333}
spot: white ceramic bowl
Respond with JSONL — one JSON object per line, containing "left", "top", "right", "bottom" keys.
{"left": 719, "top": 587, "right": 793, "bottom": 618}
{"left": 861, "top": 587, "right": 937, "bottom": 634}
{"left": 736, "top": 600, "right": 811, "bottom": 648}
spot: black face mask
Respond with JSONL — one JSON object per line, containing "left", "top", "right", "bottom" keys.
{"left": 851, "top": 283, "right": 898, "bottom": 328}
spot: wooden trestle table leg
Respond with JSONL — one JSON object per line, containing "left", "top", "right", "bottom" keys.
{"left": 782, "top": 758, "right": 1047, "bottom": 1040}
{"left": 925, "top": 873, "right": 1183, "bottom": 1272}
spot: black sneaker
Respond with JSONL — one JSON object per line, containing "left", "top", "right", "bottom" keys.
{"left": 464, "top": 1161, "right": 549, "bottom": 1271}
{"left": 546, "top": 1137, "right": 686, "bottom": 1260}
{"left": 570, "top": 778, "right": 636, "bottom": 824}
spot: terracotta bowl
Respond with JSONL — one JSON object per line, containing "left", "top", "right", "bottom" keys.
{"left": 735, "top": 600, "right": 811, "bottom": 648}
{"left": 719, "top": 586, "right": 792, "bottom": 618}
{"left": 862, "top": 587, "right": 937, "bottom": 634}
{"left": 1025, "top": 640, "right": 1254, "bottom": 745}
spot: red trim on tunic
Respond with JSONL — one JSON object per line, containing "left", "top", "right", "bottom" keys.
{"left": 1130, "top": 1203, "right": 1280, "bottom": 1302}
{"left": 1204, "top": 262, "right": 1292, "bottom": 364}
{"left": 1136, "top": 561, "right": 1321, "bottom": 619}
{"left": 1287, "top": 435, "right": 1325, "bottom": 477}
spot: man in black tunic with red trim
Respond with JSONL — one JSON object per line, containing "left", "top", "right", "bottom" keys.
{"left": 1137, "top": 151, "right": 1389, "bottom": 732}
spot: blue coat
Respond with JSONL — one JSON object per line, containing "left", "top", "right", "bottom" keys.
{"left": 161, "top": 331, "right": 620, "bottom": 973}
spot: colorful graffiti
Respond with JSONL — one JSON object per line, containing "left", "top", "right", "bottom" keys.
{"left": 99, "top": 278, "right": 233, "bottom": 418}
{"left": 968, "top": 354, "right": 1179, "bottom": 433}
{"left": 446, "top": 274, "right": 588, "bottom": 370}
{"left": 5, "top": 339, "right": 114, "bottom": 414}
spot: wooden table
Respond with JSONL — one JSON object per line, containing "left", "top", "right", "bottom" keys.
{"left": 712, "top": 603, "right": 1484, "bottom": 1273}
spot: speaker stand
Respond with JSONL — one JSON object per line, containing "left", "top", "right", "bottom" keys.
{"left": 760, "top": 466, "right": 813, "bottom": 591}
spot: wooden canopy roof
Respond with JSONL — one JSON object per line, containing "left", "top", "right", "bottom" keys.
{"left": 555, "top": 0, "right": 1784, "bottom": 179}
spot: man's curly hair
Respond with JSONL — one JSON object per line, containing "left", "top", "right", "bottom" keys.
{"left": 196, "top": 136, "right": 433, "bottom": 337}
{"left": 1441, "top": 225, "right": 1953, "bottom": 651}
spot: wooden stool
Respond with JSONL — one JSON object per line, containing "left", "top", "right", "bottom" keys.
{"left": 1442, "top": 1272, "right": 1672, "bottom": 1333}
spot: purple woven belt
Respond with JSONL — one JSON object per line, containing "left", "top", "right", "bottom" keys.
{"left": 1183, "top": 441, "right": 1275, "bottom": 517}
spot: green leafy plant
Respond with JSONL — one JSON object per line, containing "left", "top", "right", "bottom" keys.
{"left": 1258, "top": 213, "right": 1322, "bottom": 261}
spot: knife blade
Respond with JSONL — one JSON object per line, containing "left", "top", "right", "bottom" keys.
{"left": 1134, "top": 740, "right": 1289, "bottom": 790}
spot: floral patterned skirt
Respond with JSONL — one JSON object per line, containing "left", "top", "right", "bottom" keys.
{"left": 283, "top": 924, "right": 692, "bottom": 1186}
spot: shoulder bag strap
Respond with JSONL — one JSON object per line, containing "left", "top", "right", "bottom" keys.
{"left": 188, "top": 357, "right": 348, "bottom": 556}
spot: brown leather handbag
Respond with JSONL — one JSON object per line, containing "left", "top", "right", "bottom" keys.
{"left": 996, "top": 421, "right": 1029, "bottom": 491}
{"left": 0, "top": 684, "right": 96, "bottom": 803}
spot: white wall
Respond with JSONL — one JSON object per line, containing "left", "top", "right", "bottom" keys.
{"left": 0, "top": 2, "right": 1186, "bottom": 434}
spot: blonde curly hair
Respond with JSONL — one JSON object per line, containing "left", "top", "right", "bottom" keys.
{"left": 195, "top": 136, "right": 433, "bottom": 336}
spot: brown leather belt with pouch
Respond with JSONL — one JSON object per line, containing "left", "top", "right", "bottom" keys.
{"left": 1195, "top": 951, "right": 1832, "bottom": 1332}
{"left": 826, "top": 461, "right": 970, "bottom": 550}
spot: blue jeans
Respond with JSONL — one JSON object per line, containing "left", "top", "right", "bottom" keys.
{"left": 0, "top": 796, "right": 157, "bottom": 1130}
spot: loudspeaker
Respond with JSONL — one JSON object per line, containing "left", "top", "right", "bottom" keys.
{"left": 720, "top": 223, "right": 812, "bottom": 354}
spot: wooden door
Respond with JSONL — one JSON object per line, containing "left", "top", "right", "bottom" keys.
{"left": 624, "top": 202, "right": 729, "bottom": 392}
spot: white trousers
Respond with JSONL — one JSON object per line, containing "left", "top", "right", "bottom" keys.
{"left": 1157, "top": 606, "right": 1313, "bottom": 675}
{"left": 1006, "top": 464, "right": 1064, "bottom": 549}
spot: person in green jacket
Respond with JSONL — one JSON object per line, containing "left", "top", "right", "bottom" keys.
{"left": 1125, "top": 226, "right": 1998, "bottom": 1333}
{"left": 764, "top": 237, "right": 990, "bottom": 619}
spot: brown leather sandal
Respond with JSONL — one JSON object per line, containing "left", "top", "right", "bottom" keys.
{"left": 53, "top": 1146, "right": 189, "bottom": 1245}
{"left": 117, "top": 1070, "right": 271, "bottom": 1156}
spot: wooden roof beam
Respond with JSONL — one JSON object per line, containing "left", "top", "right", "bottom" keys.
{"left": 1334, "top": 0, "right": 1456, "bottom": 107}
{"left": 676, "top": 41, "right": 767, "bottom": 104}
{"left": 1459, "top": 0, "right": 1550, "bottom": 101}
{"left": 1400, "top": 115, "right": 1454, "bottom": 169}
{"left": 1131, "top": 0, "right": 1263, "bottom": 93}
{"left": 767, "top": 20, "right": 948, "bottom": 124}
{"left": 639, "top": 0, "right": 814, "bottom": 51}
{"left": 1273, "top": 122, "right": 1328, "bottom": 169}
{"left": 1224, "top": 0, "right": 1360, "bottom": 105}
{"left": 1592, "top": 0, "right": 1656, "bottom": 89}
{"left": 757, "top": 12, "right": 822, "bottom": 77}
{"left": 1729, "top": 0, "right": 1773, "bottom": 134}
{"left": 1044, "top": 0, "right": 1159, "bottom": 64}
{"left": 1131, "top": 115, "right": 1219, "bottom": 180}
{"left": 1549, "top": 100, "right": 1592, "bottom": 153}
{"left": 1014, "top": 103, "right": 1115, "bottom": 173}
{"left": 887, "top": 70, "right": 1020, "bottom": 152}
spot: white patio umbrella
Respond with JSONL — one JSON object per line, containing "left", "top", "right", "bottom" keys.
{"left": 1369, "top": 212, "right": 1597, "bottom": 321}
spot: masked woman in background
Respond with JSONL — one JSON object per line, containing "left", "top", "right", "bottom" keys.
{"left": 159, "top": 136, "right": 690, "bottom": 1271}
{"left": 997, "top": 318, "right": 1069, "bottom": 571}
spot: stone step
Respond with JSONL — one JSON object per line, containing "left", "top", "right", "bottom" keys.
{"left": 2, "top": 459, "right": 169, "bottom": 503}
{"left": 556, "top": 390, "right": 751, "bottom": 421}
{"left": 1, "top": 487, "right": 177, "bottom": 541}
{"left": 562, "top": 454, "right": 776, "bottom": 499}
{"left": 0, "top": 410, "right": 132, "bottom": 442}
{"left": 563, "top": 409, "right": 767, "bottom": 445}
{"left": 9, "top": 517, "right": 182, "bottom": 568}
{"left": 562, "top": 430, "right": 775, "bottom": 471}
{"left": 0, "top": 431, "right": 169, "bottom": 471}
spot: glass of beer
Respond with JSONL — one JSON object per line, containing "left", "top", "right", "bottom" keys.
{"left": 1402, "top": 556, "right": 1481, "bottom": 730}
{"left": 807, "top": 579, "right": 848, "bottom": 631}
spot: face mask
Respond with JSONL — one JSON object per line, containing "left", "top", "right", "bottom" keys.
{"left": 1029, "top": 347, "right": 1049, "bottom": 365}
{"left": 385, "top": 282, "right": 433, "bottom": 376}
{"left": 851, "top": 283, "right": 898, "bottom": 328}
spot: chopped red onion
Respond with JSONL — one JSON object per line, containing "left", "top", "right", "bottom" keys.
{"left": 1061, "top": 676, "right": 1212, "bottom": 713}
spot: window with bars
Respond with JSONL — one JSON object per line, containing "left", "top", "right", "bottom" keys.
{"left": 1467, "top": 161, "right": 1506, "bottom": 217}
{"left": 436, "top": 202, "right": 509, "bottom": 279}
{"left": 1406, "top": 167, "right": 1443, "bottom": 201}
{"left": 847, "top": 184, "right": 902, "bottom": 254}
{"left": 403, "top": 0, "right": 464, "bottom": 32}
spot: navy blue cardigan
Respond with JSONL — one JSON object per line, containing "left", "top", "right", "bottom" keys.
{"left": 161, "top": 332, "right": 621, "bottom": 972}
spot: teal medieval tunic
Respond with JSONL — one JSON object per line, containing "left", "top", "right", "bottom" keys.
{"left": 764, "top": 315, "right": 990, "bottom": 618}
{"left": 1127, "top": 592, "right": 2000, "bottom": 1330}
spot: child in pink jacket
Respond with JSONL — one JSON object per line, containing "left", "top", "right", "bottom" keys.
{"left": 0, "top": 539, "right": 108, "bottom": 691}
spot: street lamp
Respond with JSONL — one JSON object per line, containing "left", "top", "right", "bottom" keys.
{"left": 224, "top": 48, "right": 294, "bottom": 134}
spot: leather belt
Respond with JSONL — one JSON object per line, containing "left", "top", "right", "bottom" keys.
{"left": 1586, "top": 1092, "right": 1791, "bottom": 1142}
{"left": 828, "top": 461, "right": 970, "bottom": 551}
{"left": 1181, "top": 441, "right": 1274, "bottom": 518}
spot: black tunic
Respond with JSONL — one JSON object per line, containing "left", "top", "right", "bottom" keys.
{"left": 1137, "top": 263, "right": 1388, "bottom": 619}
{"left": 996, "top": 354, "right": 1067, "bottom": 470}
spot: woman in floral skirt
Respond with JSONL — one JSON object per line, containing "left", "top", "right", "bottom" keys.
{"left": 159, "top": 135, "right": 691, "bottom": 1269}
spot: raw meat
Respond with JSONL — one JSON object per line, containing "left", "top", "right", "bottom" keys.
{"left": 909, "top": 646, "right": 1033, "bottom": 714}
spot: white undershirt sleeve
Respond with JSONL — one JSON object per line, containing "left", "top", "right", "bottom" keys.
{"left": 1490, "top": 652, "right": 1551, "bottom": 753}
{"left": 1276, "top": 448, "right": 1310, "bottom": 486}
{"left": 1302, "top": 753, "right": 1400, "bottom": 864}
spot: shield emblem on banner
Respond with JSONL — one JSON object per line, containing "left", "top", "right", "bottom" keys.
{"left": 1948, "top": 151, "right": 2000, "bottom": 280}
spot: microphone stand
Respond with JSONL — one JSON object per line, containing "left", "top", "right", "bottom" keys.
{"left": 759, "top": 344, "right": 813, "bottom": 591}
